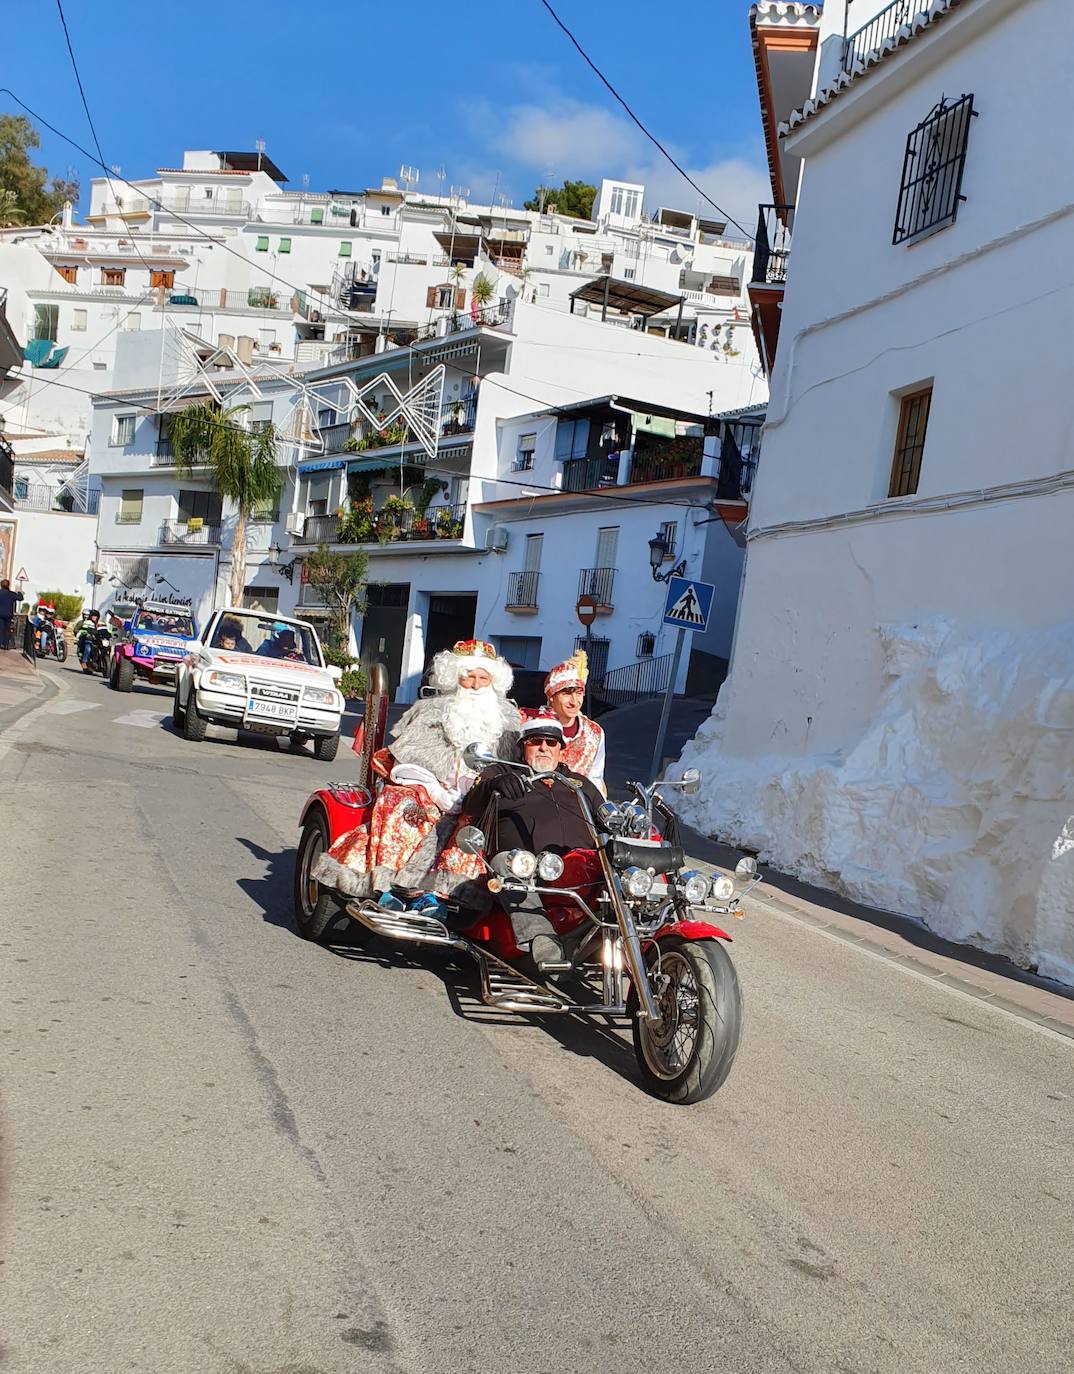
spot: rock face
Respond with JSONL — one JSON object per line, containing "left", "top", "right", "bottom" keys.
{"left": 675, "top": 616, "right": 1074, "bottom": 985}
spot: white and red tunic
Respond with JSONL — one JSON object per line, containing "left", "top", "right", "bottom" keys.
{"left": 555, "top": 713, "right": 606, "bottom": 795}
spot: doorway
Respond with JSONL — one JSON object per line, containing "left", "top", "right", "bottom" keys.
{"left": 360, "top": 583, "right": 410, "bottom": 698}
{"left": 423, "top": 593, "right": 477, "bottom": 674}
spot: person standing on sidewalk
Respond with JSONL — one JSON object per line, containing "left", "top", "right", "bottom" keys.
{"left": 0, "top": 579, "right": 19, "bottom": 650}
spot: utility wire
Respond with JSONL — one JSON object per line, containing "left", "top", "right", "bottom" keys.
{"left": 535, "top": 0, "right": 754, "bottom": 241}
{"left": 55, "top": 0, "right": 106, "bottom": 170}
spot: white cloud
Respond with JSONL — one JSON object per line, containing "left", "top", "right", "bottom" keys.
{"left": 463, "top": 90, "right": 768, "bottom": 237}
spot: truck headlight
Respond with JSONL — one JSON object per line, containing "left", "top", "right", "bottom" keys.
{"left": 711, "top": 875, "right": 735, "bottom": 901}
{"left": 206, "top": 670, "right": 245, "bottom": 692}
{"left": 536, "top": 851, "right": 564, "bottom": 882}
{"left": 303, "top": 686, "right": 337, "bottom": 706}
{"left": 136, "top": 642, "right": 155, "bottom": 658}
{"left": 680, "top": 870, "right": 711, "bottom": 904}
{"left": 622, "top": 866, "right": 654, "bottom": 898}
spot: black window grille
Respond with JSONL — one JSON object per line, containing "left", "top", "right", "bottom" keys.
{"left": 893, "top": 94, "right": 976, "bottom": 245}
{"left": 636, "top": 631, "right": 655, "bottom": 658}
{"left": 574, "top": 635, "right": 610, "bottom": 684}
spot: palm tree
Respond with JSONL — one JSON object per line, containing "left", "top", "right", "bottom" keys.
{"left": 470, "top": 272, "right": 495, "bottom": 309}
{"left": 169, "top": 403, "right": 281, "bottom": 604}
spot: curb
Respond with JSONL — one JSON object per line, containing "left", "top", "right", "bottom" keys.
{"left": 0, "top": 660, "right": 63, "bottom": 737}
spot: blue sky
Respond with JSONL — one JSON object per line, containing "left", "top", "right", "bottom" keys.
{"left": 6, "top": 0, "right": 767, "bottom": 234}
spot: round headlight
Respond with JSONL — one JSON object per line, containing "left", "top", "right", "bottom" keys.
{"left": 681, "top": 870, "right": 711, "bottom": 904}
{"left": 597, "top": 800, "right": 626, "bottom": 833}
{"left": 622, "top": 866, "right": 654, "bottom": 899}
{"left": 537, "top": 851, "right": 565, "bottom": 882}
{"left": 507, "top": 849, "right": 538, "bottom": 880}
{"left": 711, "top": 875, "right": 735, "bottom": 901}
{"left": 621, "top": 803, "right": 649, "bottom": 837}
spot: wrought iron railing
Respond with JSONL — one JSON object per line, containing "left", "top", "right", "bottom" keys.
{"left": 439, "top": 394, "right": 478, "bottom": 436}
{"left": 751, "top": 204, "right": 794, "bottom": 286}
{"left": 296, "top": 514, "right": 341, "bottom": 544}
{"left": 413, "top": 299, "right": 512, "bottom": 343}
{"left": 629, "top": 450, "right": 703, "bottom": 485}
{"left": 321, "top": 421, "right": 354, "bottom": 454}
{"left": 590, "top": 653, "right": 674, "bottom": 715}
{"left": 159, "top": 195, "right": 250, "bottom": 218}
{"left": 843, "top": 0, "right": 919, "bottom": 70}
{"left": 578, "top": 566, "right": 615, "bottom": 606}
{"left": 13, "top": 482, "right": 100, "bottom": 514}
{"left": 160, "top": 519, "right": 221, "bottom": 546}
{"left": 506, "top": 570, "right": 540, "bottom": 609}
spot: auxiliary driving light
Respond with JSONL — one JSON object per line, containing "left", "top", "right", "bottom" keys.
{"left": 492, "top": 849, "right": 538, "bottom": 880}
{"left": 622, "top": 866, "right": 654, "bottom": 899}
{"left": 711, "top": 875, "right": 735, "bottom": 901}
{"left": 680, "top": 870, "right": 711, "bottom": 904}
{"left": 536, "top": 851, "right": 565, "bottom": 882}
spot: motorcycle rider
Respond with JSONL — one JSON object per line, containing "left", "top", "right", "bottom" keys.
{"left": 32, "top": 603, "right": 56, "bottom": 656}
{"left": 460, "top": 712, "right": 607, "bottom": 967}
{"left": 76, "top": 608, "right": 102, "bottom": 672}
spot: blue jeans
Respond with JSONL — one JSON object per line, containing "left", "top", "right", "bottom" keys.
{"left": 80, "top": 636, "right": 94, "bottom": 664}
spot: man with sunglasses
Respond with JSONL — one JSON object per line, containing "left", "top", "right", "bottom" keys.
{"left": 461, "top": 712, "right": 607, "bottom": 967}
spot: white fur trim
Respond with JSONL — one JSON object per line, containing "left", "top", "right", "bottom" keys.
{"left": 430, "top": 646, "right": 513, "bottom": 695}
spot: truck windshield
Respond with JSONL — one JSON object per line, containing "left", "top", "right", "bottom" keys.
{"left": 138, "top": 611, "right": 194, "bottom": 636}
{"left": 210, "top": 612, "right": 321, "bottom": 666}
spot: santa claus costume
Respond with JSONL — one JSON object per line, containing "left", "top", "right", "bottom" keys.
{"left": 523, "top": 650, "right": 606, "bottom": 795}
{"left": 313, "top": 640, "right": 520, "bottom": 899}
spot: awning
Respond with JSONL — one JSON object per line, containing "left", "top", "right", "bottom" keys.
{"left": 297, "top": 458, "right": 345, "bottom": 474}
{"left": 346, "top": 456, "right": 393, "bottom": 473}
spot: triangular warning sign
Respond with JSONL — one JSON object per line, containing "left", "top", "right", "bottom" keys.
{"left": 14, "top": 566, "right": 29, "bottom": 582}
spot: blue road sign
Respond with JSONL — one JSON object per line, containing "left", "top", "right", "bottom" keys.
{"left": 662, "top": 576, "right": 714, "bottom": 632}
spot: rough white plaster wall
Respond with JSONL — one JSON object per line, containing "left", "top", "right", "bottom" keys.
{"left": 675, "top": 616, "right": 1074, "bottom": 985}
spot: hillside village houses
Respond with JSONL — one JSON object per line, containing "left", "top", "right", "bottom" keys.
{"left": 677, "top": 0, "right": 1074, "bottom": 982}
{"left": 0, "top": 147, "right": 765, "bottom": 626}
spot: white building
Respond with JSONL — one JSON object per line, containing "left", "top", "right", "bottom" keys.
{"left": 678, "top": 0, "right": 1074, "bottom": 982}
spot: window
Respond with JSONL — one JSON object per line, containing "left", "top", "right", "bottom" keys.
{"left": 434, "top": 285, "right": 454, "bottom": 309}
{"left": 524, "top": 533, "right": 544, "bottom": 573}
{"left": 636, "top": 631, "right": 655, "bottom": 658}
{"left": 554, "top": 417, "right": 590, "bottom": 462}
{"left": 310, "top": 207, "right": 324, "bottom": 225}
{"left": 101, "top": 267, "right": 125, "bottom": 287}
{"left": 255, "top": 235, "right": 269, "bottom": 252}
{"left": 888, "top": 386, "right": 932, "bottom": 498}
{"left": 894, "top": 94, "right": 977, "bottom": 245}
{"left": 56, "top": 264, "right": 78, "bottom": 284}
{"left": 204, "top": 187, "right": 214, "bottom": 199}
{"left": 595, "top": 526, "right": 619, "bottom": 571}
{"left": 111, "top": 414, "right": 136, "bottom": 446}
{"left": 242, "top": 586, "right": 279, "bottom": 613}
{"left": 609, "top": 186, "right": 624, "bottom": 216}
{"left": 118, "top": 488, "right": 143, "bottom": 523}
{"left": 380, "top": 204, "right": 391, "bottom": 217}
{"left": 178, "top": 489, "right": 223, "bottom": 523}
{"left": 545, "top": 244, "right": 554, "bottom": 255}
{"left": 657, "top": 520, "right": 677, "bottom": 557}
{"left": 338, "top": 241, "right": 352, "bottom": 257}
{"left": 149, "top": 269, "right": 174, "bottom": 289}
{"left": 278, "top": 237, "right": 291, "bottom": 253}
{"left": 71, "top": 308, "right": 87, "bottom": 331}
{"left": 514, "top": 432, "right": 536, "bottom": 471}
{"left": 32, "top": 304, "right": 58, "bottom": 341}
{"left": 124, "top": 312, "right": 141, "bottom": 331}
{"left": 304, "top": 472, "right": 333, "bottom": 517}
{"left": 624, "top": 190, "right": 640, "bottom": 219}
{"left": 259, "top": 328, "right": 276, "bottom": 348}
{"left": 623, "top": 268, "right": 635, "bottom": 280}
{"left": 537, "top": 282, "right": 549, "bottom": 298}
{"left": 250, "top": 400, "right": 274, "bottom": 433}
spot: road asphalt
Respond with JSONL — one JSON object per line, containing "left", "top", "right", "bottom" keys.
{"left": 2, "top": 660, "right": 1071, "bottom": 1373}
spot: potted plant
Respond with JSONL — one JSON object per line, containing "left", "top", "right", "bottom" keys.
{"left": 470, "top": 272, "right": 495, "bottom": 312}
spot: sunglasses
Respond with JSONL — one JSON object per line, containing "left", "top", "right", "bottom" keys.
{"left": 525, "top": 735, "right": 562, "bottom": 746}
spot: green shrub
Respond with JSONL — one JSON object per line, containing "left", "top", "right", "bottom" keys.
{"left": 322, "top": 645, "right": 366, "bottom": 701}
{"left": 37, "top": 591, "right": 83, "bottom": 623}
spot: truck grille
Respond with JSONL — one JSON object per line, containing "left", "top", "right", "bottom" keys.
{"left": 249, "top": 677, "right": 300, "bottom": 705}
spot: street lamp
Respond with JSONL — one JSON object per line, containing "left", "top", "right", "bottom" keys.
{"left": 648, "top": 531, "right": 686, "bottom": 583}
{"left": 269, "top": 540, "right": 300, "bottom": 584}
{"left": 154, "top": 574, "right": 180, "bottom": 595}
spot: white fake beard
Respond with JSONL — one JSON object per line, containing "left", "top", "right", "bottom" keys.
{"left": 443, "top": 684, "right": 504, "bottom": 750}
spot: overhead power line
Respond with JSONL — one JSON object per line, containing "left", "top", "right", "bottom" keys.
{"left": 534, "top": 0, "right": 754, "bottom": 241}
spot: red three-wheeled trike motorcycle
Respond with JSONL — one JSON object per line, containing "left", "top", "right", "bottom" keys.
{"left": 293, "top": 667, "right": 757, "bottom": 1104}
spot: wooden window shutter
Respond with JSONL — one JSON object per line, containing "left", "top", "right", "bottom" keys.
{"left": 454, "top": 288, "right": 466, "bottom": 309}
{"left": 426, "top": 287, "right": 437, "bottom": 309}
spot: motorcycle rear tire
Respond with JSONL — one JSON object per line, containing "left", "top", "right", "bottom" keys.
{"left": 628, "top": 935, "right": 742, "bottom": 1106}
{"left": 56, "top": 639, "right": 67, "bottom": 662}
{"left": 294, "top": 812, "right": 356, "bottom": 944}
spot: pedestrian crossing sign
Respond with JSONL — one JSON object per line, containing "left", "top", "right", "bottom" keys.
{"left": 662, "top": 576, "right": 714, "bottom": 632}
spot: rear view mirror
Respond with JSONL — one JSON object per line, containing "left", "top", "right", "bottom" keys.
{"left": 463, "top": 742, "right": 497, "bottom": 771}
{"left": 680, "top": 768, "right": 702, "bottom": 795}
{"left": 455, "top": 825, "right": 486, "bottom": 856}
{"left": 735, "top": 856, "right": 758, "bottom": 879}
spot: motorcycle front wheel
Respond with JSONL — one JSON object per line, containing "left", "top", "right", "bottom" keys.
{"left": 628, "top": 935, "right": 742, "bottom": 1105}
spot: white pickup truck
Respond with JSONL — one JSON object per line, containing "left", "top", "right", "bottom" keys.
{"left": 173, "top": 608, "right": 345, "bottom": 761}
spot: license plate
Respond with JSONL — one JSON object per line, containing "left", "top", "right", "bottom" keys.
{"left": 245, "top": 698, "right": 297, "bottom": 722}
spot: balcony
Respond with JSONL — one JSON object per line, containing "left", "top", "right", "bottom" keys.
{"left": 14, "top": 482, "right": 100, "bottom": 515}
{"left": 578, "top": 567, "right": 615, "bottom": 611}
{"left": 629, "top": 445, "right": 703, "bottom": 485}
{"left": 160, "top": 519, "right": 222, "bottom": 546}
{"left": 506, "top": 570, "right": 540, "bottom": 611}
{"left": 749, "top": 204, "right": 794, "bottom": 377}
{"left": 159, "top": 195, "right": 251, "bottom": 219}
{"left": 293, "top": 502, "right": 467, "bottom": 547}
{"left": 413, "top": 299, "right": 512, "bottom": 344}
{"left": 440, "top": 393, "right": 477, "bottom": 437}
{"left": 320, "top": 421, "right": 354, "bottom": 454}
{"left": 561, "top": 456, "right": 619, "bottom": 493}
{"left": 161, "top": 286, "right": 300, "bottom": 315}
{"left": 843, "top": 0, "right": 919, "bottom": 72}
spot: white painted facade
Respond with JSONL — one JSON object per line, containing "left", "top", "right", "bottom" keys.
{"left": 679, "top": 0, "right": 1074, "bottom": 981}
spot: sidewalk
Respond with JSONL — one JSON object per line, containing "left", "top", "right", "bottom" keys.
{"left": 600, "top": 696, "right": 1074, "bottom": 1037}
{"left": 0, "top": 648, "right": 57, "bottom": 733}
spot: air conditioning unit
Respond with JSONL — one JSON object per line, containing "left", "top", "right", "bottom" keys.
{"left": 285, "top": 511, "right": 305, "bottom": 536}
{"left": 484, "top": 524, "right": 509, "bottom": 553}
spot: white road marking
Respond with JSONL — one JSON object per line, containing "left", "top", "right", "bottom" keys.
{"left": 111, "top": 710, "right": 166, "bottom": 729}
{"left": 47, "top": 700, "right": 99, "bottom": 715}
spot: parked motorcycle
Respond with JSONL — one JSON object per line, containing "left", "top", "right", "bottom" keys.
{"left": 294, "top": 669, "right": 756, "bottom": 1105}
